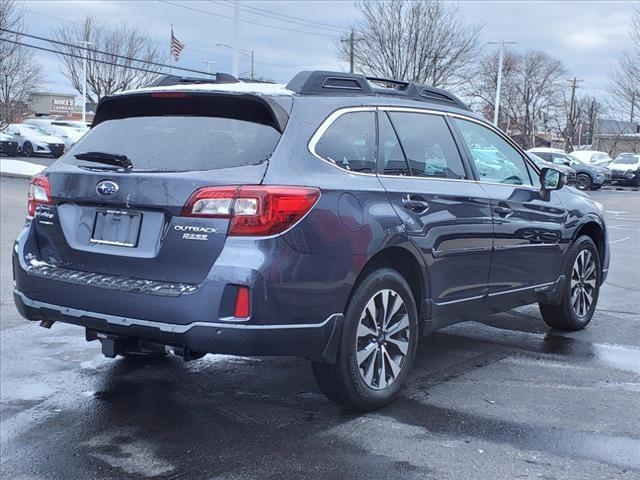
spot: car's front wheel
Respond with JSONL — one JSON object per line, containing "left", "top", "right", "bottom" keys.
{"left": 539, "top": 235, "right": 600, "bottom": 331}
{"left": 312, "top": 268, "right": 419, "bottom": 410}
{"left": 575, "top": 173, "right": 592, "bottom": 190}
{"left": 22, "top": 142, "right": 34, "bottom": 157}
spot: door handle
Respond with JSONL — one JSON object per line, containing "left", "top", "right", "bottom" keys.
{"left": 402, "top": 196, "right": 430, "bottom": 212}
{"left": 493, "top": 205, "right": 512, "bottom": 216}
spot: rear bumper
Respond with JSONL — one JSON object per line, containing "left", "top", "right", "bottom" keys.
{"left": 13, "top": 219, "right": 354, "bottom": 360}
{"left": 14, "top": 289, "right": 343, "bottom": 360}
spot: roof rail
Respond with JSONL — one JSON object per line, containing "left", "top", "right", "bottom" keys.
{"left": 286, "top": 71, "right": 469, "bottom": 110}
{"left": 147, "top": 73, "right": 239, "bottom": 87}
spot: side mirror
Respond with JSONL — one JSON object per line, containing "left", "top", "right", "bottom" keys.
{"left": 540, "top": 167, "right": 566, "bottom": 191}
{"left": 564, "top": 160, "right": 571, "bottom": 166}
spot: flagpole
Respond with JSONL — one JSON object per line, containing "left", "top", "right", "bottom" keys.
{"left": 169, "top": 25, "right": 173, "bottom": 74}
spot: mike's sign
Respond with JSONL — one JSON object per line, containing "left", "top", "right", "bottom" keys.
{"left": 51, "top": 97, "right": 74, "bottom": 113}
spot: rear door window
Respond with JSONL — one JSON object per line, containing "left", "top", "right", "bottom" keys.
{"left": 387, "top": 112, "right": 466, "bottom": 179}
{"left": 378, "top": 112, "right": 410, "bottom": 176}
{"left": 314, "top": 111, "right": 376, "bottom": 173}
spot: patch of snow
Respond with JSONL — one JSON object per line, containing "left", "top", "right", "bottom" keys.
{"left": 115, "top": 81, "right": 293, "bottom": 97}
{"left": 28, "top": 258, "right": 50, "bottom": 268}
{"left": 0, "top": 159, "right": 45, "bottom": 178}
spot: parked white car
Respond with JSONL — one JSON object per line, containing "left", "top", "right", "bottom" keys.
{"left": 528, "top": 147, "right": 566, "bottom": 155}
{"left": 569, "top": 150, "right": 613, "bottom": 166}
{"left": 4, "top": 124, "right": 66, "bottom": 157}
{"left": 608, "top": 153, "right": 640, "bottom": 186}
{"left": 23, "top": 119, "right": 88, "bottom": 149}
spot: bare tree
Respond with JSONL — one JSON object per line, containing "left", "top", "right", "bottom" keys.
{"left": 558, "top": 95, "right": 602, "bottom": 151}
{"left": 610, "top": 7, "right": 639, "bottom": 122}
{"left": 338, "top": 0, "right": 482, "bottom": 89}
{"left": 468, "top": 49, "right": 565, "bottom": 149}
{"left": 53, "top": 15, "right": 166, "bottom": 105}
{"left": 464, "top": 48, "right": 518, "bottom": 130}
{"left": 0, "top": 0, "right": 44, "bottom": 128}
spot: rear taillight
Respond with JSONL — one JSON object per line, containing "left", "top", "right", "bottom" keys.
{"left": 27, "top": 174, "right": 52, "bottom": 217}
{"left": 182, "top": 185, "right": 320, "bottom": 236}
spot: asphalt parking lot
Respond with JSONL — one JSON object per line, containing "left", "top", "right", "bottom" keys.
{"left": 0, "top": 176, "right": 638, "bottom": 480}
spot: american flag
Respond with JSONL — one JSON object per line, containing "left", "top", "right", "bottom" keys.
{"left": 170, "top": 27, "right": 185, "bottom": 61}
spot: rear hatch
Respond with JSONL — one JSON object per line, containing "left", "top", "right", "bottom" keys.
{"left": 32, "top": 91, "right": 289, "bottom": 284}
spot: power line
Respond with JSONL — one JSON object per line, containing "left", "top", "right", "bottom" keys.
{"left": 205, "top": 0, "right": 343, "bottom": 33}
{"left": 158, "top": 0, "right": 336, "bottom": 38}
{"left": 1, "top": 27, "right": 215, "bottom": 77}
{"left": 3, "top": 38, "right": 172, "bottom": 76}
{"left": 22, "top": 7, "right": 299, "bottom": 72}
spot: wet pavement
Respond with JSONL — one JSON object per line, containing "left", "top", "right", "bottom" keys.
{"left": 1, "top": 177, "right": 639, "bottom": 480}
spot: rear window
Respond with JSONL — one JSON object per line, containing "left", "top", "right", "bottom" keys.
{"left": 65, "top": 115, "right": 281, "bottom": 172}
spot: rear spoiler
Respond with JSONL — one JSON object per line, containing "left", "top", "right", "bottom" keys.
{"left": 92, "top": 91, "right": 289, "bottom": 133}
{"left": 147, "top": 73, "right": 239, "bottom": 87}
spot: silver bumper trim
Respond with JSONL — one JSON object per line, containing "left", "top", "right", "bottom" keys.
{"left": 14, "top": 290, "right": 339, "bottom": 334}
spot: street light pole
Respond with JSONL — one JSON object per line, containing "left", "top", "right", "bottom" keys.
{"left": 77, "top": 40, "right": 95, "bottom": 123}
{"left": 215, "top": 43, "right": 254, "bottom": 79}
{"left": 202, "top": 60, "right": 216, "bottom": 75}
{"left": 489, "top": 40, "right": 517, "bottom": 127}
{"left": 232, "top": 1, "right": 240, "bottom": 78}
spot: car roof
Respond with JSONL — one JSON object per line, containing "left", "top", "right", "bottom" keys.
{"left": 115, "top": 70, "right": 476, "bottom": 118}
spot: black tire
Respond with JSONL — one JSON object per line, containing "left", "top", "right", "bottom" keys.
{"left": 311, "top": 268, "right": 419, "bottom": 411}
{"left": 575, "top": 173, "right": 591, "bottom": 190}
{"left": 539, "top": 235, "right": 601, "bottom": 331}
{"left": 22, "top": 142, "right": 34, "bottom": 157}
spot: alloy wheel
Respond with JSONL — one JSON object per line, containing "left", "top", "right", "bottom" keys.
{"left": 576, "top": 174, "right": 590, "bottom": 190}
{"left": 23, "top": 142, "right": 34, "bottom": 156}
{"left": 355, "top": 289, "right": 410, "bottom": 390}
{"left": 570, "top": 249, "right": 597, "bottom": 318}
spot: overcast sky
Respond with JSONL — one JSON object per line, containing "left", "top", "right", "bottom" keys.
{"left": 19, "top": 0, "right": 639, "bottom": 101}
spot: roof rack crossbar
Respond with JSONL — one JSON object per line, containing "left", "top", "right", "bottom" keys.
{"left": 365, "top": 76, "right": 410, "bottom": 89}
{"left": 286, "top": 71, "right": 469, "bottom": 110}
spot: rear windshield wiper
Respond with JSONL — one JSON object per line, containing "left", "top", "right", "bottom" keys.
{"left": 74, "top": 151, "right": 133, "bottom": 169}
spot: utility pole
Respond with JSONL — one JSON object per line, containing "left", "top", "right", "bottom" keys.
{"left": 349, "top": 30, "right": 355, "bottom": 73}
{"left": 77, "top": 40, "right": 95, "bottom": 123}
{"left": 630, "top": 92, "right": 636, "bottom": 123}
{"left": 341, "top": 30, "right": 361, "bottom": 74}
{"left": 567, "top": 77, "right": 583, "bottom": 147}
{"left": 489, "top": 40, "right": 517, "bottom": 127}
{"left": 249, "top": 50, "right": 254, "bottom": 80}
{"left": 232, "top": 0, "right": 240, "bottom": 78}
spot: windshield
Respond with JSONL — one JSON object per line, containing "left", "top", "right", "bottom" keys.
{"left": 569, "top": 155, "right": 588, "bottom": 165}
{"left": 614, "top": 154, "right": 640, "bottom": 165}
{"left": 22, "top": 125, "right": 48, "bottom": 135}
{"left": 64, "top": 115, "right": 281, "bottom": 172}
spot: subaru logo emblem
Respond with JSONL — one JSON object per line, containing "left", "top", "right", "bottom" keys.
{"left": 96, "top": 180, "right": 119, "bottom": 197}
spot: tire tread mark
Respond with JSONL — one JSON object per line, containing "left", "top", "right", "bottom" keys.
{"left": 402, "top": 352, "right": 509, "bottom": 398}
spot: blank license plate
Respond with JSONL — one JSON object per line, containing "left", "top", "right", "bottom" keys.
{"left": 91, "top": 209, "right": 142, "bottom": 248}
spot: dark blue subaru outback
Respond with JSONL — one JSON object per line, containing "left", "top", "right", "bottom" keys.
{"left": 13, "top": 71, "right": 609, "bottom": 410}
